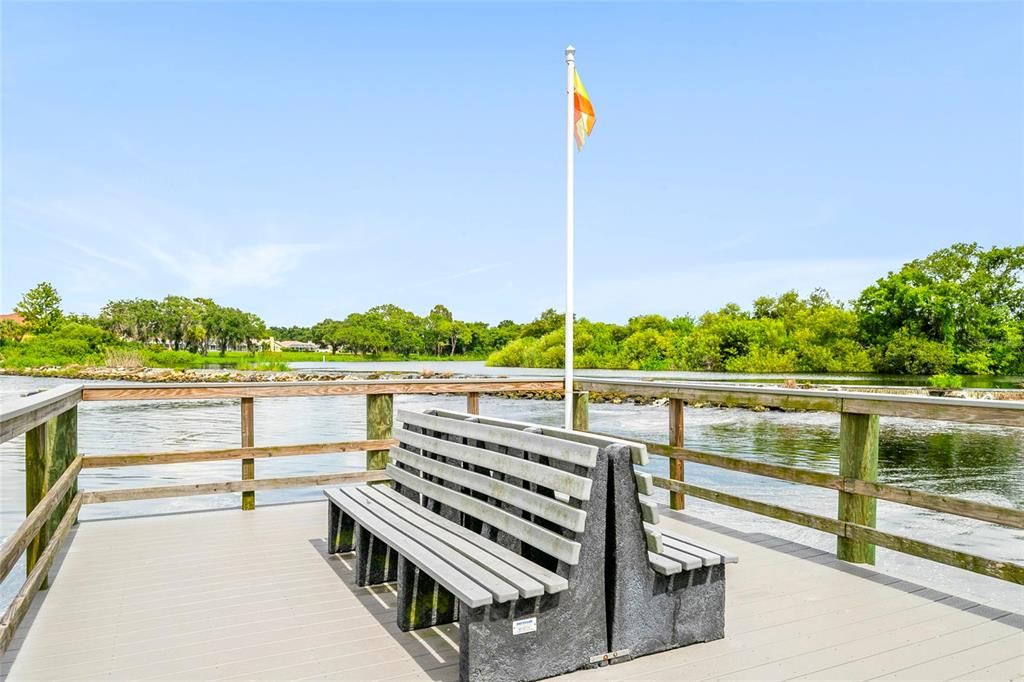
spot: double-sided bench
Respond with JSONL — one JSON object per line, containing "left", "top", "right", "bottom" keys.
{"left": 325, "top": 408, "right": 737, "bottom": 681}
{"left": 430, "top": 410, "right": 739, "bottom": 659}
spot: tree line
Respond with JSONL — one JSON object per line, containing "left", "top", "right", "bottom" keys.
{"left": 486, "top": 243, "right": 1024, "bottom": 375}
{"left": 1, "top": 242, "right": 1021, "bottom": 375}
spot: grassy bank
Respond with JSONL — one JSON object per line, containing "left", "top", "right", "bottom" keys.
{"left": 0, "top": 324, "right": 488, "bottom": 371}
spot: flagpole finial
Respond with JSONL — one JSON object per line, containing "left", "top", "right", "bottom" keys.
{"left": 565, "top": 45, "right": 575, "bottom": 63}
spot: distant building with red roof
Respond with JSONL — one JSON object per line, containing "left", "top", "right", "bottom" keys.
{"left": 0, "top": 313, "right": 26, "bottom": 324}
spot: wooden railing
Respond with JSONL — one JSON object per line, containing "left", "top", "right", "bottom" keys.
{"left": 0, "top": 377, "right": 561, "bottom": 653}
{"left": 1, "top": 375, "right": 1021, "bottom": 654}
{"left": 573, "top": 378, "right": 1024, "bottom": 585}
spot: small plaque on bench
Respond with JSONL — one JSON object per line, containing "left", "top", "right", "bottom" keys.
{"left": 512, "top": 617, "right": 537, "bottom": 635}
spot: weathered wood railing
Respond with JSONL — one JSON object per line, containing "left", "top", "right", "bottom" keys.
{"left": 573, "top": 378, "right": 1024, "bottom": 585}
{"left": 0, "top": 377, "right": 561, "bottom": 653}
{"left": 1, "top": 376, "right": 1021, "bottom": 655}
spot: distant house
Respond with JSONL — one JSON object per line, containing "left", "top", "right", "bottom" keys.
{"left": 276, "top": 339, "right": 321, "bottom": 352}
{"left": 0, "top": 313, "right": 26, "bottom": 325}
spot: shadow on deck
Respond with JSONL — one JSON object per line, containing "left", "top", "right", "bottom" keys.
{"left": 2, "top": 502, "right": 1021, "bottom": 681}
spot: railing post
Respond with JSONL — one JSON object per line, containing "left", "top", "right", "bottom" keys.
{"left": 669, "top": 398, "right": 685, "bottom": 510}
{"left": 25, "top": 406, "right": 77, "bottom": 589}
{"left": 241, "top": 398, "right": 255, "bottom": 510}
{"left": 837, "top": 411, "right": 879, "bottom": 564}
{"left": 571, "top": 390, "right": 589, "bottom": 431}
{"left": 366, "top": 393, "right": 393, "bottom": 472}
{"left": 467, "top": 392, "right": 480, "bottom": 415}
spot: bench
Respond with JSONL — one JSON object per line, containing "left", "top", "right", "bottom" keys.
{"left": 325, "top": 408, "right": 737, "bottom": 680}
{"left": 327, "top": 408, "right": 610, "bottom": 681}
{"left": 432, "top": 410, "right": 738, "bottom": 658}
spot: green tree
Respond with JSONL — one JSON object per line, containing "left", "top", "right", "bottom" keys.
{"left": 0, "top": 319, "right": 28, "bottom": 344}
{"left": 15, "top": 282, "right": 64, "bottom": 332}
{"left": 856, "top": 243, "right": 1024, "bottom": 373}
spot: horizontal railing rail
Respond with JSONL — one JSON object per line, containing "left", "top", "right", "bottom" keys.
{"left": 79, "top": 378, "right": 563, "bottom": 402}
{"left": 0, "top": 492, "right": 81, "bottom": 652}
{"left": 0, "top": 456, "right": 82, "bottom": 582}
{"left": 0, "top": 383, "right": 83, "bottom": 443}
{"left": 81, "top": 469, "right": 391, "bottom": 504}
{"left": 637, "top": 441, "right": 1024, "bottom": 529}
{"left": 575, "top": 378, "right": 1024, "bottom": 427}
{"left": 652, "top": 476, "right": 1022, "bottom": 583}
{"left": 573, "top": 379, "right": 1024, "bottom": 585}
{"left": 81, "top": 438, "right": 399, "bottom": 467}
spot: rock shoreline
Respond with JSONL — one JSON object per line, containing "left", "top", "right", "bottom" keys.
{"left": 2, "top": 365, "right": 1021, "bottom": 405}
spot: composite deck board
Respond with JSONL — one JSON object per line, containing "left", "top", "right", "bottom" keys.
{"left": 3, "top": 502, "right": 1021, "bottom": 681}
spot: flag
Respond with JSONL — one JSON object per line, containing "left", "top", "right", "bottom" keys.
{"left": 573, "top": 71, "right": 595, "bottom": 150}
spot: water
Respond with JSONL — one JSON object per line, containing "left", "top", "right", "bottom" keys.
{"left": 287, "top": 360, "right": 1023, "bottom": 389}
{"left": 2, "top": 373, "right": 1022, "bottom": 613}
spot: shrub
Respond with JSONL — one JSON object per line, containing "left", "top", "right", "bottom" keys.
{"left": 724, "top": 347, "right": 798, "bottom": 373}
{"left": 0, "top": 323, "right": 114, "bottom": 368}
{"left": 929, "top": 373, "right": 964, "bottom": 389}
{"left": 877, "top": 329, "right": 955, "bottom": 375}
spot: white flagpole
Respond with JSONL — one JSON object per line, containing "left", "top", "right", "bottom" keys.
{"left": 564, "top": 45, "right": 576, "bottom": 430}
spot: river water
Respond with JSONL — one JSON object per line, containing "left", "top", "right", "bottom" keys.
{"left": 1, "top": 371, "right": 1022, "bottom": 613}
{"left": 287, "top": 360, "right": 1024, "bottom": 389}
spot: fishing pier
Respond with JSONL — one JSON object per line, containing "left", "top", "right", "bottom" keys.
{"left": 1, "top": 378, "right": 1021, "bottom": 680}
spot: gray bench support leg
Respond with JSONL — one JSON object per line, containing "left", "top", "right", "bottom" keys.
{"left": 328, "top": 503, "right": 356, "bottom": 554}
{"left": 396, "top": 556, "right": 457, "bottom": 631}
{"left": 457, "top": 446, "right": 618, "bottom": 682}
{"left": 355, "top": 525, "right": 397, "bottom": 586}
{"left": 607, "top": 450, "right": 725, "bottom": 658}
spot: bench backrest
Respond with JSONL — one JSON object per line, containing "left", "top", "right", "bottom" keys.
{"left": 426, "top": 410, "right": 663, "bottom": 547}
{"left": 392, "top": 409, "right": 600, "bottom": 566}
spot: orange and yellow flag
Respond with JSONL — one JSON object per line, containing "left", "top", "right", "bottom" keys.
{"left": 573, "top": 71, "right": 595, "bottom": 150}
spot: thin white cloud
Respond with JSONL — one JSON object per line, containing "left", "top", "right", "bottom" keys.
{"left": 51, "top": 234, "right": 149, "bottom": 277}
{"left": 145, "top": 242, "right": 326, "bottom": 294}
{"left": 8, "top": 193, "right": 333, "bottom": 299}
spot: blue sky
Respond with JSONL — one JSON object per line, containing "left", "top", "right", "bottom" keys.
{"left": 3, "top": 2, "right": 1021, "bottom": 326}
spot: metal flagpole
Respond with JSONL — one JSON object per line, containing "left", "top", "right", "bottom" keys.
{"left": 564, "top": 45, "right": 576, "bottom": 430}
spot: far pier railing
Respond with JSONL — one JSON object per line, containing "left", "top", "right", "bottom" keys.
{"left": 572, "top": 378, "right": 1024, "bottom": 585}
{"left": 0, "top": 377, "right": 560, "bottom": 652}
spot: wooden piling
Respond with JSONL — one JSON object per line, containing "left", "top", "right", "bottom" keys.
{"left": 25, "top": 406, "right": 77, "bottom": 589}
{"left": 366, "top": 394, "right": 393, "bottom": 472}
{"left": 669, "top": 398, "right": 685, "bottom": 510}
{"left": 837, "top": 412, "right": 879, "bottom": 563}
{"left": 572, "top": 390, "right": 589, "bottom": 431}
{"left": 467, "top": 392, "right": 480, "bottom": 415}
{"left": 241, "top": 398, "right": 255, "bottom": 510}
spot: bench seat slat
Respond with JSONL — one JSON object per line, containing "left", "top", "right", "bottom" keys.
{"left": 397, "top": 427, "right": 593, "bottom": 501}
{"left": 648, "top": 552, "right": 683, "bottom": 576}
{"left": 336, "top": 488, "right": 522, "bottom": 602}
{"left": 662, "top": 529, "right": 739, "bottom": 564}
{"left": 638, "top": 498, "right": 659, "bottom": 524}
{"left": 657, "top": 545, "right": 703, "bottom": 571}
{"left": 387, "top": 463, "right": 583, "bottom": 565}
{"left": 355, "top": 486, "right": 545, "bottom": 598}
{"left": 390, "top": 446, "right": 587, "bottom": 533}
{"left": 375, "top": 485, "right": 568, "bottom": 594}
{"left": 662, "top": 535, "right": 721, "bottom": 567}
{"left": 635, "top": 471, "right": 654, "bottom": 496}
{"left": 643, "top": 523, "right": 664, "bottom": 554}
{"left": 398, "top": 409, "right": 599, "bottom": 467}
{"left": 324, "top": 489, "right": 493, "bottom": 607}
{"left": 431, "top": 410, "right": 649, "bottom": 465}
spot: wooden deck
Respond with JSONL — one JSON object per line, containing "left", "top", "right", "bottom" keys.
{"left": 2, "top": 502, "right": 1021, "bottom": 681}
